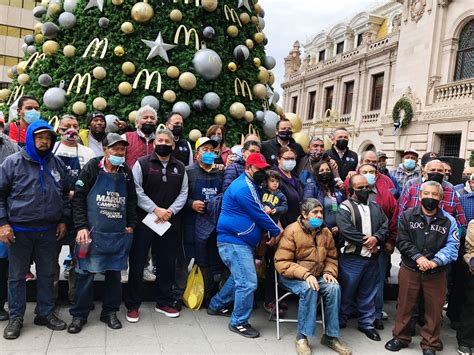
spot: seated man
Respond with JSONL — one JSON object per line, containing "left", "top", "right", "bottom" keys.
{"left": 275, "top": 198, "right": 351, "bottom": 355}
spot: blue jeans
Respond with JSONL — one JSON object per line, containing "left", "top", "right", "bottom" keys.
{"left": 339, "top": 254, "right": 379, "bottom": 329}
{"left": 375, "top": 251, "right": 390, "bottom": 320}
{"left": 279, "top": 275, "right": 341, "bottom": 338}
{"left": 7, "top": 230, "right": 56, "bottom": 319}
{"left": 209, "top": 242, "right": 257, "bottom": 327}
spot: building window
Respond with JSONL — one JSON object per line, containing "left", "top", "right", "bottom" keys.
{"left": 291, "top": 96, "right": 298, "bottom": 114}
{"left": 318, "top": 50, "right": 325, "bottom": 62}
{"left": 307, "top": 91, "right": 316, "bottom": 120}
{"left": 343, "top": 81, "right": 354, "bottom": 115}
{"left": 0, "top": 0, "right": 40, "bottom": 8}
{"left": 439, "top": 134, "right": 461, "bottom": 157}
{"left": 370, "top": 73, "right": 384, "bottom": 111}
{"left": 324, "top": 86, "right": 334, "bottom": 114}
{"left": 336, "top": 41, "right": 344, "bottom": 55}
{"left": 454, "top": 19, "right": 474, "bottom": 81}
{"left": 357, "top": 33, "right": 364, "bottom": 47}
{"left": 0, "top": 25, "right": 34, "bottom": 38}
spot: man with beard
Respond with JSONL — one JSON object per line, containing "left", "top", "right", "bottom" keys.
{"left": 79, "top": 112, "right": 107, "bottom": 157}
{"left": 326, "top": 127, "right": 358, "bottom": 181}
{"left": 165, "top": 112, "right": 193, "bottom": 166}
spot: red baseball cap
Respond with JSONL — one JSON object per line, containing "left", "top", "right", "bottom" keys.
{"left": 246, "top": 153, "right": 270, "bottom": 169}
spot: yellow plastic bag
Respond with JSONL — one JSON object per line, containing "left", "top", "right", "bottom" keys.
{"left": 182, "top": 264, "right": 204, "bottom": 310}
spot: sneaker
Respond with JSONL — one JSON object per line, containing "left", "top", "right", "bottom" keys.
{"left": 296, "top": 338, "right": 311, "bottom": 355}
{"left": 25, "top": 271, "right": 35, "bottom": 282}
{"left": 120, "top": 270, "right": 128, "bottom": 283}
{"left": 207, "top": 307, "right": 231, "bottom": 317}
{"left": 228, "top": 323, "right": 260, "bottom": 338}
{"left": 155, "top": 305, "right": 179, "bottom": 318}
{"left": 457, "top": 345, "right": 471, "bottom": 355}
{"left": 381, "top": 311, "right": 388, "bottom": 320}
{"left": 143, "top": 267, "right": 156, "bottom": 282}
{"left": 126, "top": 309, "right": 139, "bottom": 323}
{"left": 321, "top": 335, "right": 352, "bottom": 354}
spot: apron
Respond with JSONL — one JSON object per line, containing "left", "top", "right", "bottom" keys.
{"left": 77, "top": 170, "right": 132, "bottom": 273}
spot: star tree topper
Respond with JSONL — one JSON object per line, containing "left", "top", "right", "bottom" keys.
{"left": 142, "top": 32, "right": 177, "bottom": 62}
{"left": 85, "top": 0, "right": 104, "bottom": 11}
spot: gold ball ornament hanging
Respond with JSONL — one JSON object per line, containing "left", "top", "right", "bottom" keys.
{"left": 0, "top": 89, "right": 10, "bottom": 101}
{"left": 170, "top": 9, "right": 182, "bottom": 22}
{"left": 244, "top": 111, "right": 254, "bottom": 123}
{"left": 112, "top": 0, "right": 124, "bottom": 5}
{"left": 188, "top": 129, "right": 202, "bottom": 142}
{"left": 268, "top": 71, "right": 275, "bottom": 85}
{"left": 245, "top": 39, "right": 254, "bottom": 49}
{"left": 227, "top": 62, "right": 237, "bottom": 72}
{"left": 118, "top": 82, "right": 133, "bottom": 96}
{"left": 48, "top": 2, "right": 61, "bottom": 14}
{"left": 252, "top": 83, "right": 266, "bottom": 100}
{"left": 16, "top": 61, "right": 27, "bottom": 74}
{"left": 35, "top": 34, "right": 44, "bottom": 44}
{"left": 34, "top": 23, "right": 42, "bottom": 33}
{"left": 122, "top": 62, "right": 136, "bottom": 75}
{"left": 229, "top": 102, "right": 246, "bottom": 119}
{"left": 7, "top": 68, "right": 14, "bottom": 79}
{"left": 114, "top": 46, "right": 125, "bottom": 57}
{"left": 285, "top": 113, "right": 303, "bottom": 133}
{"left": 275, "top": 105, "right": 284, "bottom": 116}
{"left": 166, "top": 66, "right": 180, "bottom": 79}
{"left": 257, "top": 66, "right": 269, "bottom": 84}
{"left": 251, "top": 16, "right": 259, "bottom": 25}
{"left": 17, "top": 74, "right": 30, "bottom": 85}
{"left": 93, "top": 97, "right": 107, "bottom": 111}
{"left": 128, "top": 111, "right": 137, "bottom": 124}
{"left": 72, "top": 101, "right": 87, "bottom": 115}
{"left": 178, "top": 72, "right": 197, "bottom": 91}
{"left": 227, "top": 25, "right": 239, "bottom": 38}
{"left": 131, "top": 1, "right": 154, "bottom": 23}
{"left": 240, "top": 13, "right": 250, "bottom": 25}
{"left": 254, "top": 3, "right": 262, "bottom": 14}
{"left": 92, "top": 66, "right": 107, "bottom": 80}
{"left": 214, "top": 114, "right": 226, "bottom": 125}
{"left": 163, "top": 90, "right": 176, "bottom": 103}
{"left": 201, "top": 0, "right": 218, "bottom": 12}
{"left": 253, "top": 57, "right": 261, "bottom": 67}
{"left": 63, "top": 45, "right": 76, "bottom": 57}
{"left": 254, "top": 32, "right": 264, "bottom": 44}
{"left": 121, "top": 22, "right": 134, "bottom": 34}
{"left": 293, "top": 132, "right": 310, "bottom": 153}
{"left": 41, "top": 0, "right": 49, "bottom": 7}
{"left": 43, "top": 40, "right": 59, "bottom": 56}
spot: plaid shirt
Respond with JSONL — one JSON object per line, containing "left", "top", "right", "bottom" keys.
{"left": 391, "top": 164, "right": 422, "bottom": 191}
{"left": 399, "top": 183, "right": 467, "bottom": 229}
{"left": 460, "top": 192, "right": 474, "bottom": 223}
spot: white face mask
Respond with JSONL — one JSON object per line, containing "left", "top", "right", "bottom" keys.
{"left": 282, "top": 159, "right": 296, "bottom": 172}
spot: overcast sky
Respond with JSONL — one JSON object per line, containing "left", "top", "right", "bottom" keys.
{"left": 258, "top": 0, "right": 386, "bottom": 104}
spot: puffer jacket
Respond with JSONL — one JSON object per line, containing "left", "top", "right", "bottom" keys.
{"left": 274, "top": 217, "right": 338, "bottom": 280}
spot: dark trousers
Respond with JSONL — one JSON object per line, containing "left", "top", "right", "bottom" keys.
{"left": 172, "top": 231, "right": 188, "bottom": 301}
{"left": 70, "top": 269, "right": 121, "bottom": 320}
{"left": 126, "top": 228, "right": 178, "bottom": 309}
{"left": 264, "top": 246, "right": 276, "bottom": 304}
{"left": 393, "top": 266, "right": 446, "bottom": 350}
{"left": 0, "top": 258, "right": 8, "bottom": 309}
{"left": 457, "top": 268, "right": 474, "bottom": 348}
{"left": 195, "top": 230, "right": 223, "bottom": 275}
{"left": 54, "top": 240, "right": 76, "bottom": 303}
{"left": 447, "top": 256, "right": 467, "bottom": 322}
{"left": 8, "top": 230, "right": 56, "bottom": 319}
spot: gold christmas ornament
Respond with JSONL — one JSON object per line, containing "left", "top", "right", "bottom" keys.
{"left": 285, "top": 113, "right": 303, "bottom": 133}
{"left": 254, "top": 32, "right": 264, "bottom": 44}
{"left": 128, "top": 110, "right": 137, "bottom": 123}
{"left": 114, "top": 46, "right": 125, "bottom": 56}
{"left": 121, "top": 22, "right": 134, "bottom": 34}
{"left": 63, "top": 45, "right": 76, "bottom": 57}
{"left": 293, "top": 132, "right": 310, "bottom": 153}
{"left": 0, "top": 89, "right": 10, "bottom": 101}
{"left": 16, "top": 61, "right": 27, "bottom": 74}
{"left": 131, "top": 1, "right": 154, "bottom": 23}
{"left": 239, "top": 13, "right": 250, "bottom": 25}
{"left": 254, "top": 3, "right": 262, "bottom": 14}
{"left": 41, "top": 0, "right": 49, "bottom": 8}
{"left": 251, "top": 16, "right": 259, "bottom": 25}
{"left": 227, "top": 62, "right": 237, "bottom": 72}
{"left": 275, "top": 105, "right": 284, "bottom": 116}
{"left": 253, "top": 57, "right": 261, "bottom": 67}
{"left": 42, "top": 40, "right": 59, "bottom": 56}
{"left": 229, "top": 102, "right": 246, "bottom": 119}
{"left": 170, "top": 9, "right": 182, "bottom": 22}
{"left": 268, "top": 71, "right": 275, "bottom": 85}
{"left": 227, "top": 25, "right": 239, "bottom": 38}
{"left": 118, "top": 82, "right": 133, "bottom": 95}
{"left": 163, "top": 90, "right": 177, "bottom": 103}
{"left": 252, "top": 83, "right": 266, "bottom": 100}
{"left": 214, "top": 114, "right": 226, "bottom": 125}
{"left": 93, "top": 97, "right": 107, "bottom": 111}
{"left": 178, "top": 72, "right": 197, "bottom": 91}
{"left": 245, "top": 39, "right": 254, "bottom": 49}
{"left": 244, "top": 111, "right": 254, "bottom": 123}
{"left": 92, "top": 66, "right": 107, "bottom": 80}
{"left": 122, "top": 61, "right": 136, "bottom": 75}
{"left": 166, "top": 66, "right": 180, "bottom": 79}
{"left": 188, "top": 129, "right": 202, "bottom": 142}
{"left": 112, "top": 0, "right": 124, "bottom": 5}
{"left": 7, "top": 68, "right": 14, "bottom": 79}
{"left": 201, "top": 0, "right": 218, "bottom": 12}
{"left": 48, "top": 2, "right": 61, "bottom": 14}
{"left": 17, "top": 74, "right": 30, "bottom": 85}
{"left": 35, "top": 34, "right": 44, "bottom": 43}
{"left": 72, "top": 101, "right": 87, "bottom": 115}
{"left": 34, "top": 23, "right": 42, "bottom": 33}
{"left": 257, "top": 66, "right": 269, "bottom": 84}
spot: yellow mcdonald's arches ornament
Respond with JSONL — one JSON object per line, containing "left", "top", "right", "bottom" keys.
{"left": 131, "top": 0, "right": 154, "bottom": 23}
{"left": 201, "top": 0, "right": 217, "bottom": 12}
{"left": 114, "top": 46, "right": 125, "bottom": 57}
{"left": 227, "top": 25, "right": 239, "bottom": 38}
{"left": 174, "top": 25, "right": 200, "bottom": 50}
{"left": 43, "top": 40, "right": 59, "bottom": 56}
{"left": 67, "top": 73, "right": 92, "bottom": 95}
{"left": 214, "top": 114, "right": 226, "bottom": 125}
{"left": 252, "top": 83, "right": 266, "bottom": 100}
{"left": 285, "top": 112, "right": 302, "bottom": 133}
{"left": 72, "top": 101, "right": 87, "bottom": 115}
{"left": 93, "top": 97, "right": 107, "bottom": 111}
{"left": 234, "top": 78, "right": 253, "bottom": 100}
{"left": 227, "top": 62, "right": 237, "bottom": 72}
{"left": 118, "top": 82, "right": 133, "bottom": 95}
{"left": 293, "top": 132, "right": 310, "bottom": 153}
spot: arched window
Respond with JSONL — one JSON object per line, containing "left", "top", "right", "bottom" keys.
{"left": 454, "top": 19, "right": 474, "bottom": 81}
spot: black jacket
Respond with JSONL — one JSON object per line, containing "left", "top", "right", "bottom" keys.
{"left": 326, "top": 146, "right": 358, "bottom": 181}
{"left": 261, "top": 137, "right": 305, "bottom": 167}
{"left": 72, "top": 157, "right": 138, "bottom": 231}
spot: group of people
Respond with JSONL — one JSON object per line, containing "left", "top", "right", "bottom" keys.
{"left": 0, "top": 95, "right": 472, "bottom": 355}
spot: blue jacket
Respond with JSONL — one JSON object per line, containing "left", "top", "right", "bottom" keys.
{"left": 0, "top": 242, "right": 6, "bottom": 258}
{"left": 0, "top": 120, "right": 70, "bottom": 229}
{"left": 222, "top": 158, "right": 245, "bottom": 192}
{"left": 217, "top": 173, "right": 281, "bottom": 247}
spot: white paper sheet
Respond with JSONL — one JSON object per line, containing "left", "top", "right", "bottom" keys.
{"left": 142, "top": 213, "right": 171, "bottom": 236}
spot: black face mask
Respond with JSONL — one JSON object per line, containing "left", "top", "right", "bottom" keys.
{"left": 278, "top": 131, "right": 293, "bottom": 141}
{"left": 155, "top": 144, "right": 173, "bottom": 157}
{"left": 141, "top": 124, "right": 157, "bottom": 135}
{"left": 427, "top": 172, "right": 444, "bottom": 184}
{"left": 421, "top": 197, "right": 439, "bottom": 211}
{"left": 354, "top": 189, "right": 370, "bottom": 204}
{"left": 252, "top": 170, "right": 267, "bottom": 186}
{"left": 91, "top": 131, "right": 106, "bottom": 141}
{"left": 317, "top": 171, "right": 333, "bottom": 184}
{"left": 335, "top": 139, "right": 349, "bottom": 150}
{"left": 36, "top": 148, "right": 50, "bottom": 158}
{"left": 172, "top": 126, "right": 183, "bottom": 139}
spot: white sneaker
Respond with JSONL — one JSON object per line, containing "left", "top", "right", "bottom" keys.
{"left": 381, "top": 311, "right": 388, "bottom": 320}
{"left": 143, "top": 267, "right": 156, "bottom": 282}
{"left": 121, "top": 270, "right": 128, "bottom": 283}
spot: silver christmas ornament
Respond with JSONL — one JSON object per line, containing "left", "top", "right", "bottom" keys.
{"left": 141, "top": 95, "right": 160, "bottom": 110}
{"left": 43, "top": 87, "right": 66, "bottom": 110}
{"left": 105, "top": 115, "right": 119, "bottom": 133}
{"left": 24, "top": 35, "right": 34, "bottom": 45}
{"left": 58, "top": 12, "right": 77, "bottom": 29}
{"left": 38, "top": 74, "right": 53, "bottom": 87}
{"left": 192, "top": 99, "right": 206, "bottom": 112}
{"left": 63, "top": 0, "right": 78, "bottom": 12}
{"left": 255, "top": 110, "right": 265, "bottom": 122}
{"left": 32, "top": 5, "right": 46, "bottom": 18}
{"left": 233, "top": 45, "right": 249, "bottom": 64}
{"left": 263, "top": 111, "right": 279, "bottom": 138}
{"left": 192, "top": 48, "right": 222, "bottom": 81}
{"left": 263, "top": 56, "right": 276, "bottom": 70}
{"left": 172, "top": 101, "right": 191, "bottom": 119}
{"left": 98, "top": 17, "right": 110, "bottom": 28}
{"left": 202, "top": 26, "right": 215, "bottom": 40}
{"left": 41, "top": 22, "right": 59, "bottom": 38}
{"left": 203, "top": 92, "right": 220, "bottom": 110}
{"left": 27, "top": 45, "right": 37, "bottom": 54}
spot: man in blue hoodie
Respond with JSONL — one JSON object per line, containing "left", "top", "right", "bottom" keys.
{"left": 0, "top": 120, "right": 70, "bottom": 339}
{"left": 207, "top": 153, "right": 282, "bottom": 338}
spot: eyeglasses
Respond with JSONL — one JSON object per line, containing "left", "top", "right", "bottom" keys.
{"left": 162, "top": 168, "right": 167, "bottom": 183}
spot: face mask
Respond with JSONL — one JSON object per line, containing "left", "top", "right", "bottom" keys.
{"left": 141, "top": 124, "right": 156, "bottom": 135}
{"left": 23, "top": 110, "right": 41, "bottom": 124}
{"left": 282, "top": 159, "right": 296, "bottom": 172}
{"left": 252, "top": 169, "right": 267, "bottom": 186}
{"left": 354, "top": 189, "right": 370, "bottom": 204}
{"left": 309, "top": 217, "right": 323, "bottom": 229}
{"left": 211, "top": 135, "right": 222, "bottom": 144}
{"left": 155, "top": 144, "right": 173, "bottom": 157}
{"left": 278, "top": 131, "right": 293, "bottom": 141}
{"left": 36, "top": 148, "right": 50, "bottom": 158}
{"left": 317, "top": 171, "right": 333, "bottom": 184}
{"left": 335, "top": 139, "right": 348, "bottom": 150}
{"left": 108, "top": 155, "right": 125, "bottom": 167}
{"left": 310, "top": 151, "right": 322, "bottom": 161}
{"left": 363, "top": 173, "right": 376, "bottom": 186}
{"left": 427, "top": 172, "right": 444, "bottom": 184}
{"left": 403, "top": 159, "right": 416, "bottom": 170}
{"left": 171, "top": 126, "right": 183, "bottom": 138}
{"left": 91, "top": 131, "right": 106, "bottom": 141}
{"left": 61, "top": 128, "right": 79, "bottom": 142}
{"left": 421, "top": 197, "right": 439, "bottom": 211}
{"left": 201, "top": 152, "right": 216, "bottom": 165}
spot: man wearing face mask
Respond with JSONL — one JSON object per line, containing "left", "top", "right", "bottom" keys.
{"left": 126, "top": 128, "right": 188, "bottom": 322}
{"left": 79, "top": 112, "right": 107, "bottom": 157}
{"left": 386, "top": 181, "right": 459, "bottom": 355}
{"left": 261, "top": 118, "right": 305, "bottom": 168}
{"left": 165, "top": 112, "right": 193, "bottom": 166}
{"left": 68, "top": 133, "right": 137, "bottom": 334}
{"left": 9, "top": 96, "right": 41, "bottom": 148}
{"left": 336, "top": 174, "right": 388, "bottom": 342}
{"left": 222, "top": 140, "right": 261, "bottom": 192}
{"left": 0, "top": 119, "right": 18, "bottom": 164}
{"left": 391, "top": 149, "right": 422, "bottom": 192}
{"left": 326, "top": 127, "right": 358, "bottom": 182}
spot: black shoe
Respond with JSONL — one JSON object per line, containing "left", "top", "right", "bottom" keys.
{"left": 385, "top": 338, "right": 409, "bottom": 351}
{"left": 422, "top": 349, "right": 436, "bottom": 355}
{"left": 228, "top": 323, "right": 260, "bottom": 338}
{"left": 172, "top": 299, "right": 183, "bottom": 312}
{"left": 207, "top": 307, "right": 231, "bottom": 317}
{"left": 374, "top": 319, "right": 384, "bottom": 330}
{"left": 34, "top": 313, "right": 67, "bottom": 330}
{"left": 3, "top": 318, "right": 23, "bottom": 339}
{"left": 100, "top": 313, "right": 122, "bottom": 329}
{"left": 67, "top": 318, "right": 87, "bottom": 334}
{"left": 0, "top": 309, "right": 8, "bottom": 321}
{"left": 358, "top": 327, "right": 381, "bottom": 341}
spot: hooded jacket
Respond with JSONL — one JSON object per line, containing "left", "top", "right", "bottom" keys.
{"left": 222, "top": 157, "right": 245, "bottom": 192}
{"left": 0, "top": 120, "right": 70, "bottom": 228}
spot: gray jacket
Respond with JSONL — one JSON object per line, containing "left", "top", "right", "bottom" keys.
{"left": 0, "top": 133, "right": 19, "bottom": 165}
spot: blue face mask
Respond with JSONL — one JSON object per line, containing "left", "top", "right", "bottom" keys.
{"left": 282, "top": 159, "right": 296, "bottom": 172}
{"left": 23, "top": 110, "right": 41, "bottom": 124}
{"left": 108, "top": 155, "right": 125, "bottom": 167}
{"left": 363, "top": 173, "right": 376, "bottom": 186}
{"left": 403, "top": 159, "right": 416, "bottom": 170}
{"left": 309, "top": 217, "right": 323, "bottom": 229}
{"left": 201, "top": 152, "right": 216, "bottom": 165}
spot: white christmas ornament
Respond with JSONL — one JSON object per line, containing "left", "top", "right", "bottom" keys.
{"left": 105, "top": 114, "right": 119, "bottom": 132}
{"left": 63, "top": 0, "right": 77, "bottom": 12}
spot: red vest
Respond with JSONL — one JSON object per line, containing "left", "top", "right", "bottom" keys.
{"left": 125, "top": 131, "right": 154, "bottom": 168}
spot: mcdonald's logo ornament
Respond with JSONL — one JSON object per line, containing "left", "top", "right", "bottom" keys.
{"left": 174, "top": 25, "right": 200, "bottom": 50}
{"left": 234, "top": 78, "right": 253, "bottom": 101}
{"left": 82, "top": 38, "right": 109, "bottom": 59}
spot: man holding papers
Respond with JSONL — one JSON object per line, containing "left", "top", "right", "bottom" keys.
{"left": 126, "top": 127, "right": 188, "bottom": 322}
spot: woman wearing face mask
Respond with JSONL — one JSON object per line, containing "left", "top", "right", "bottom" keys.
{"left": 206, "top": 125, "right": 232, "bottom": 166}
{"left": 273, "top": 146, "right": 304, "bottom": 228}
{"left": 275, "top": 198, "right": 352, "bottom": 355}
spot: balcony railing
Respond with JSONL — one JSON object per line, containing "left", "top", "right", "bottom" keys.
{"left": 338, "top": 114, "right": 351, "bottom": 125}
{"left": 361, "top": 111, "right": 380, "bottom": 124}
{"left": 434, "top": 78, "right": 474, "bottom": 103}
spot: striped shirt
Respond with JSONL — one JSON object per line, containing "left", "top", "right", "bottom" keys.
{"left": 459, "top": 192, "right": 474, "bottom": 223}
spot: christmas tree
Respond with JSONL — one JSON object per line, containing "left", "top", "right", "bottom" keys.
{"left": 0, "top": 0, "right": 285, "bottom": 144}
